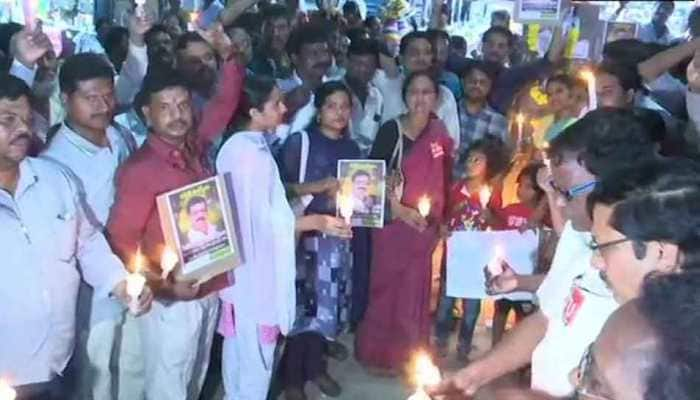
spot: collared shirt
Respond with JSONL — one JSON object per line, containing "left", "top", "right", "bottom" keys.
{"left": 0, "top": 157, "right": 127, "bottom": 386}
{"left": 373, "top": 69, "right": 461, "bottom": 149}
{"left": 42, "top": 122, "right": 136, "bottom": 228}
{"left": 454, "top": 102, "right": 507, "bottom": 179}
{"left": 346, "top": 80, "right": 384, "bottom": 157}
{"left": 531, "top": 222, "right": 619, "bottom": 396}
{"left": 107, "top": 134, "right": 211, "bottom": 267}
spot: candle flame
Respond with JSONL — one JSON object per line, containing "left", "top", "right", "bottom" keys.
{"left": 0, "top": 379, "right": 16, "bottom": 400}
{"left": 579, "top": 69, "right": 595, "bottom": 83}
{"left": 417, "top": 196, "right": 431, "bottom": 218}
{"left": 132, "top": 246, "right": 145, "bottom": 274}
{"left": 189, "top": 12, "right": 199, "bottom": 23}
{"left": 479, "top": 186, "right": 492, "bottom": 209}
{"left": 414, "top": 352, "right": 441, "bottom": 388}
{"left": 488, "top": 244, "right": 505, "bottom": 276}
{"left": 160, "top": 246, "right": 178, "bottom": 275}
{"left": 515, "top": 113, "right": 525, "bottom": 125}
{"left": 337, "top": 193, "right": 354, "bottom": 224}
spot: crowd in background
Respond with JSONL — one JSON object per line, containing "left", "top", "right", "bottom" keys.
{"left": 2, "top": 1, "right": 700, "bottom": 400}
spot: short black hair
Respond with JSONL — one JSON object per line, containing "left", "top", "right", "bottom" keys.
{"left": 640, "top": 272, "right": 700, "bottom": 400}
{"left": 401, "top": 70, "right": 439, "bottom": 102}
{"left": 461, "top": 60, "right": 501, "bottom": 83}
{"left": 0, "top": 74, "right": 32, "bottom": 102}
{"left": 145, "top": 24, "right": 172, "bottom": 45}
{"left": 482, "top": 26, "right": 514, "bottom": 47}
{"left": 426, "top": 29, "right": 450, "bottom": 43}
{"left": 449, "top": 35, "right": 467, "bottom": 49}
{"left": 286, "top": 23, "right": 329, "bottom": 55}
{"left": 546, "top": 73, "right": 577, "bottom": 90}
{"left": 139, "top": 67, "right": 190, "bottom": 104}
{"left": 399, "top": 31, "right": 432, "bottom": 56}
{"left": 343, "top": 1, "right": 360, "bottom": 15}
{"left": 262, "top": 4, "right": 290, "bottom": 23}
{"left": 588, "top": 158, "right": 700, "bottom": 267}
{"left": 187, "top": 196, "right": 207, "bottom": 213}
{"left": 175, "top": 31, "right": 210, "bottom": 53}
{"left": 313, "top": 81, "right": 352, "bottom": 111}
{"left": 352, "top": 169, "right": 371, "bottom": 180}
{"left": 597, "top": 60, "right": 643, "bottom": 92}
{"left": 464, "top": 135, "right": 510, "bottom": 180}
{"left": 348, "top": 38, "right": 379, "bottom": 60}
{"left": 549, "top": 108, "right": 657, "bottom": 177}
{"left": 103, "top": 26, "right": 129, "bottom": 54}
{"left": 59, "top": 53, "right": 115, "bottom": 95}
{"left": 518, "top": 162, "right": 546, "bottom": 202}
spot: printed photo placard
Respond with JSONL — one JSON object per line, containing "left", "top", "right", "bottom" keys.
{"left": 337, "top": 159, "right": 386, "bottom": 228}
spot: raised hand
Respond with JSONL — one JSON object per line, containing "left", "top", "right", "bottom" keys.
{"left": 197, "top": 22, "right": 233, "bottom": 60}
{"left": 10, "top": 26, "right": 52, "bottom": 68}
{"left": 687, "top": 50, "right": 700, "bottom": 93}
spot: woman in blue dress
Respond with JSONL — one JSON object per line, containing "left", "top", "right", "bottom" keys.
{"left": 278, "top": 81, "right": 361, "bottom": 400}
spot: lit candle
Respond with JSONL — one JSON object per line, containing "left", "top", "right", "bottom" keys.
{"left": 408, "top": 352, "right": 441, "bottom": 400}
{"left": 515, "top": 113, "right": 526, "bottom": 147}
{"left": 417, "top": 196, "right": 431, "bottom": 218}
{"left": 160, "top": 246, "right": 178, "bottom": 280}
{"left": 126, "top": 248, "right": 147, "bottom": 315}
{"left": 188, "top": 12, "right": 199, "bottom": 31}
{"left": 579, "top": 69, "right": 597, "bottom": 111}
{"left": 0, "top": 379, "right": 16, "bottom": 400}
{"left": 487, "top": 244, "right": 505, "bottom": 276}
{"left": 479, "top": 186, "right": 492, "bottom": 209}
{"left": 134, "top": 0, "right": 146, "bottom": 17}
{"left": 541, "top": 141, "right": 552, "bottom": 171}
{"left": 337, "top": 193, "right": 354, "bottom": 225}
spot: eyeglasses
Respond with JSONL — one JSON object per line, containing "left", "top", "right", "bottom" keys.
{"left": 0, "top": 113, "right": 30, "bottom": 130}
{"left": 573, "top": 345, "right": 613, "bottom": 400}
{"left": 588, "top": 237, "right": 631, "bottom": 252}
{"left": 557, "top": 181, "right": 597, "bottom": 202}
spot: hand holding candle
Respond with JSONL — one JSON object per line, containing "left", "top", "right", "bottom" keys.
{"left": 417, "top": 196, "right": 431, "bottom": 218}
{"left": 160, "top": 246, "right": 178, "bottom": 281}
{"left": 126, "top": 248, "right": 147, "bottom": 315}
{"left": 0, "top": 379, "right": 16, "bottom": 400}
{"left": 188, "top": 12, "right": 199, "bottom": 31}
{"left": 408, "top": 352, "right": 441, "bottom": 400}
{"left": 487, "top": 244, "right": 505, "bottom": 276}
{"left": 337, "top": 193, "right": 354, "bottom": 225}
{"left": 579, "top": 69, "right": 597, "bottom": 111}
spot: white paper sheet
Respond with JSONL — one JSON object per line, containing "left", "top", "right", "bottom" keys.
{"left": 446, "top": 230, "right": 539, "bottom": 301}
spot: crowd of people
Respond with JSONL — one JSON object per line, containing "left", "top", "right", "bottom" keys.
{"left": 1, "top": 1, "right": 700, "bottom": 400}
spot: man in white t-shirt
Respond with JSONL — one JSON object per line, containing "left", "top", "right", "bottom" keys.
{"left": 429, "top": 109, "right": 659, "bottom": 398}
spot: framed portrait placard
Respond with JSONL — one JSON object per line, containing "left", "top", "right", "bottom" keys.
{"left": 157, "top": 175, "right": 241, "bottom": 284}
{"left": 337, "top": 159, "right": 386, "bottom": 228}
{"left": 603, "top": 21, "right": 639, "bottom": 44}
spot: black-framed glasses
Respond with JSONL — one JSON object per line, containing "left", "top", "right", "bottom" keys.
{"left": 573, "top": 345, "right": 613, "bottom": 400}
{"left": 556, "top": 181, "right": 597, "bottom": 202}
{"left": 588, "top": 237, "right": 631, "bottom": 252}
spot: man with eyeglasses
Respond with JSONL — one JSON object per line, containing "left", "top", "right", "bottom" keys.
{"left": 587, "top": 157, "right": 700, "bottom": 304}
{"left": 488, "top": 272, "right": 700, "bottom": 400}
{"left": 430, "top": 109, "right": 659, "bottom": 398}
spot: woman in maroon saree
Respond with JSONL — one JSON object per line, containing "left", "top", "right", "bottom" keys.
{"left": 356, "top": 71, "right": 453, "bottom": 373}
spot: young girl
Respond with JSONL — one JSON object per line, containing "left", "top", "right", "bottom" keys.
{"left": 434, "top": 136, "right": 509, "bottom": 361}
{"left": 277, "top": 81, "right": 360, "bottom": 400}
{"left": 215, "top": 76, "right": 351, "bottom": 400}
{"left": 488, "top": 162, "right": 546, "bottom": 346}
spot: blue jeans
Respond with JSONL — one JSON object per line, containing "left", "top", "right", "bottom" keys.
{"left": 435, "top": 296, "right": 482, "bottom": 351}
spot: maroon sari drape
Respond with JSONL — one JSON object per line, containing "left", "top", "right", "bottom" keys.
{"left": 356, "top": 118, "right": 453, "bottom": 370}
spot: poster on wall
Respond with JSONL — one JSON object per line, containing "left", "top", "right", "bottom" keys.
{"left": 603, "top": 21, "right": 639, "bottom": 44}
{"left": 514, "top": 0, "right": 562, "bottom": 25}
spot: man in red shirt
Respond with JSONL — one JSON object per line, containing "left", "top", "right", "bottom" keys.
{"left": 107, "top": 70, "right": 220, "bottom": 400}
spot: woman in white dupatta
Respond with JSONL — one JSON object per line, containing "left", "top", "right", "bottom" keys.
{"left": 215, "top": 75, "right": 351, "bottom": 400}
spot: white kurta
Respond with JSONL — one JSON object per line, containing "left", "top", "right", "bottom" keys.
{"left": 215, "top": 130, "right": 297, "bottom": 399}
